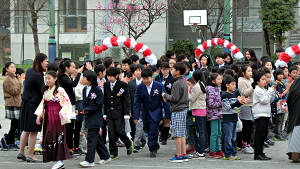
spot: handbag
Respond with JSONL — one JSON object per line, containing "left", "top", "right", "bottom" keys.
{"left": 276, "top": 99, "right": 288, "bottom": 114}
{"left": 59, "top": 111, "right": 76, "bottom": 125}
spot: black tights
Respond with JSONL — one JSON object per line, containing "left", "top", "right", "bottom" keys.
{"left": 7, "top": 119, "right": 19, "bottom": 144}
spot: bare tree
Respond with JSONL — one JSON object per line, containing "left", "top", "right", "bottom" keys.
{"left": 0, "top": 0, "right": 13, "bottom": 65}
{"left": 26, "top": 0, "right": 48, "bottom": 55}
{"left": 96, "top": 0, "right": 169, "bottom": 56}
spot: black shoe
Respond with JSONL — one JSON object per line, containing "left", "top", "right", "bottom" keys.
{"left": 17, "top": 153, "right": 26, "bottom": 161}
{"left": 162, "top": 140, "right": 167, "bottom": 145}
{"left": 133, "top": 146, "right": 140, "bottom": 153}
{"left": 7, "top": 144, "right": 18, "bottom": 151}
{"left": 26, "top": 157, "right": 42, "bottom": 162}
{"left": 262, "top": 153, "right": 272, "bottom": 160}
{"left": 150, "top": 151, "right": 156, "bottom": 158}
{"left": 254, "top": 154, "right": 270, "bottom": 160}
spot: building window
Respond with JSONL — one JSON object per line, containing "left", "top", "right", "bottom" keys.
{"left": 14, "top": 0, "right": 31, "bottom": 33}
{"left": 59, "top": 0, "right": 87, "bottom": 32}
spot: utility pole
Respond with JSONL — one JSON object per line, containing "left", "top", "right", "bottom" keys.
{"left": 48, "top": 0, "right": 56, "bottom": 62}
{"left": 223, "top": 0, "right": 231, "bottom": 53}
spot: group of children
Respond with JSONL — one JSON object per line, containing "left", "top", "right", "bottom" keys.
{"left": 1, "top": 47, "right": 298, "bottom": 168}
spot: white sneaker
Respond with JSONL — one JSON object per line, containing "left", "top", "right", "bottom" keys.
{"left": 51, "top": 163, "right": 64, "bottom": 169}
{"left": 98, "top": 158, "right": 111, "bottom": 165}
{"left": 79, "top": 161, "right": 95, "bottom": 167}
{"left": 242, "top": 147, "right": 253, "bottom": 154}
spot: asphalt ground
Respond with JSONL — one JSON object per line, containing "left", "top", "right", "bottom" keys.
{"left": 0, "top": 84, "right": 299, "bottom": 169}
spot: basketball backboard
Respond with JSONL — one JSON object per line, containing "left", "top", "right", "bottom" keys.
{"left": 183, "top": 10, "right": 207, "bottom": 26}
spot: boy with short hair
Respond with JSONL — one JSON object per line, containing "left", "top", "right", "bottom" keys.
{"left": 128, "top": 64, "right": 146, "bottom": 153}
{"left": 130, "top": 55, "right": 140, "bottom": 65}
{"left": 162, "top": 62, "right": 189, "bottom": 162}
{"left": 134, "top": 68, "right": 170, "bottom": 158}
{"left": 155, "top": 62, "right": 175, "bottom": 145}
{"left": 215, "top": 53, "right": 226, "bottom": 68}
{"left": 288, "top": 66, "right": 298, "bottom": 81}
{"left": 139, "top": 58, "right": 149, "bottom": 68}
{"left": 103, "top": 67, "right": 133, "bottom": 159}
{"left": 122, "top": 58, "right": 132, "bottom": 78}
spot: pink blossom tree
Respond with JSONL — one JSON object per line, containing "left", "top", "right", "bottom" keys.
{"left": 95, "top": 0, "right": 169, "bottom": 56}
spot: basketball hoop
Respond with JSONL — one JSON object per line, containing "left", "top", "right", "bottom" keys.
{"left": 190, "top": 23, "right": 198, "bottom": 33}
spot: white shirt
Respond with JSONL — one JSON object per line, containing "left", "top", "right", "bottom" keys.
{"left": 219, "top": 63, "right": 225, "bottom": 68}
{"left": 136, "top": 78, "right": 142, "bottom": 85}
{"left": 86, "top": 86, "right": 91, "bottom": 97}
{"left": 147, "top": 81, "right": 153, "bottom": 95}
{"left": 110, "top": 81, "right": 117, "bottom": 91}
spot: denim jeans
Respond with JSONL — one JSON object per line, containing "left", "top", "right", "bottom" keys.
{"left": 186, "top": 123, "right": 196, "bottom": 144}
{"left": 210, "top": 119, "right": 221, "bottom": 152}
{"left": 223, "top": 121, "right": 237, "bottom": 157}
{"left": 194, "top": 116, "right": 206, "bottom": 154}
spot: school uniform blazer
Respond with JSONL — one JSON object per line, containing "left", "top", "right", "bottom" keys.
{"left": 154, "top": 73, "right": 176, "bottom": 95}
{"left": 81, "top": 86, "right": 104, "bottom": 129}
{"left": 104, "top": 80, "right": 130, "bottom": 119}
{"left": 128, "top": 79, "right": 139, "bottom": 114}
{"left": 133, "top": 81, "right": 171, "bottom": 124}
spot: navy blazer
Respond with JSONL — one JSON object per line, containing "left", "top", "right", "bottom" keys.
{"left": 103, "top": 80, "right": 130, "bottom": 119}
{"left": 154, "top": 73, "right": 176, "bottom": 95}
{"left": 133, "top": 81, "right": 171, "bottom": 124}
{"left": 81, "top": 86, "right": 104, "bottom": 129}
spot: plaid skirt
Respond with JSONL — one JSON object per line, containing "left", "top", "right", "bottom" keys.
{"left": 5, "top": 106, "right": 20, "bottom": 120}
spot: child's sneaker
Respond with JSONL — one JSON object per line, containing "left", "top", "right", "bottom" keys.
{"left": 242, "top": 147, "right": 253, "bottom": 154}
{"left": 98, "top": 158, "right": 111, "bottom": 165}
{"left": 186, "top": 148, "right": 195, "bottom": 154}
{"left": 168, "top": 155, "right": 184, "bottom": 163}
{"left": 216, "top": 151, "right": 224, "bottom": 157}
{"left": 265, "top": 139, "right": 275, "bottom": 146}
{"left": 232, "top": 156, "right": 242, "bottom": 160}
{"left": 223, "top": 156, "right": 235, "bottom": 160}
{"left": 182, "top": 155, "right": 189, "bottom": 162}
{"left": 190, "top": 152, "right": 206, "bottom": 159}
{"left": 209, "top": 152, "right": 222, "bottom": 158}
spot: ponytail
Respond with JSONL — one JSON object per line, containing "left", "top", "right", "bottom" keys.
{"left": 2, "top": 62, "right": 15, "bottom": 76}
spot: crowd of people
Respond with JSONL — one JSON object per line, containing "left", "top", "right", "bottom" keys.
{"left": 0, "top": 47, "right": 300, "bottom": 168}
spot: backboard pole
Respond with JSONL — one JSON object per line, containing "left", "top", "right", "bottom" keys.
{"left": 223, "top": 0, "right": 231, "bottom": 53}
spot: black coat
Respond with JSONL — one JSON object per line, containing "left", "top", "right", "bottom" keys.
{"left": 22, "top": 67, "right": 44, "bottom": 104}
{"left": 104, "top": 80, "right": 130, "bottom": 119}
{"left": 287, "top": 77, "right": 300, "bottom": 133}
{"left": 58, "top": 73, "right": 81, "bottom": 105}
{"left": 154, "top": 73, "right": 175, "bottom": 95}
{"left": 81, "top": 86, "right": 104, "bottom": 129}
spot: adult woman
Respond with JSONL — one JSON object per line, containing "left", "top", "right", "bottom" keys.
{"left": 286, "top": 78, "right": 300, "bottom": 162}
{"left": 18, "top": 53, "right": 48, "bottom": 162}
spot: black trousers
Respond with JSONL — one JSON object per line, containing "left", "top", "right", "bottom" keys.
{"left": 7, "top": 119, "right": 19, "bottom": 144}
{"left": 254, "top": 117, "right": 269, "bottom": 155}
{"left": 107, "top": 119, "right": 131, "bottom": 156}
{"left": 241, "top": 120, "right": 254, "bottom": 144}
{"left": 101, "top": 120, "right": 107, "bottom": 144}
{"left": 65, "top": 119, "right": 83, "bottom": 149}
{"left": 272, "top": 113, "right": 285, "bottom": 138}
{"left": 85, "top": 128, "right": 110, "bottom": 163}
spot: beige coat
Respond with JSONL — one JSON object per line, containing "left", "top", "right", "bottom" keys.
{"left": 3, "top": 72, "right": 22, "bottom": 107}
{"left": 238, "top": 77, "right": 254, "bottom": 107}
{"left": 188, "top": 83, "right": 206, "bottom": 110}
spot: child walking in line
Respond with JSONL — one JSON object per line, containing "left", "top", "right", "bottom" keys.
{"left": 79, "top": 70, "right": 111, "bottom": 167}
{"left": 188, "top": 70, "right": 207, "bottom": 159}
{"left": 221, "top": 76, "right": 247, "bottom": 160}
{"left": 103, "top": 67, "right": 133, "bottom": 160}
{"left": 238, "top": 65, "right": 254, "bottom": 154}
{"left": 162, "top": 62, "right": 189, "bottom": 163}
{"left": 35, "top": 70, "right": 73, "bottom": 169}
{"left": 205, "top": 73, "right": 224, "bottom": 158}
{"left": 252, "top": 71, "right": 276, "bottom": 160}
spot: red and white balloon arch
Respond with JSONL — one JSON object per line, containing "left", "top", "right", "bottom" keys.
{"left": 93, "top": 36, "right": 157, "bottom": 65}
{"left": 275, "top": 44, "right": 300, "bottom": 67}
{"left": 194, "top": 38, "right": 244, "bottom": 60}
